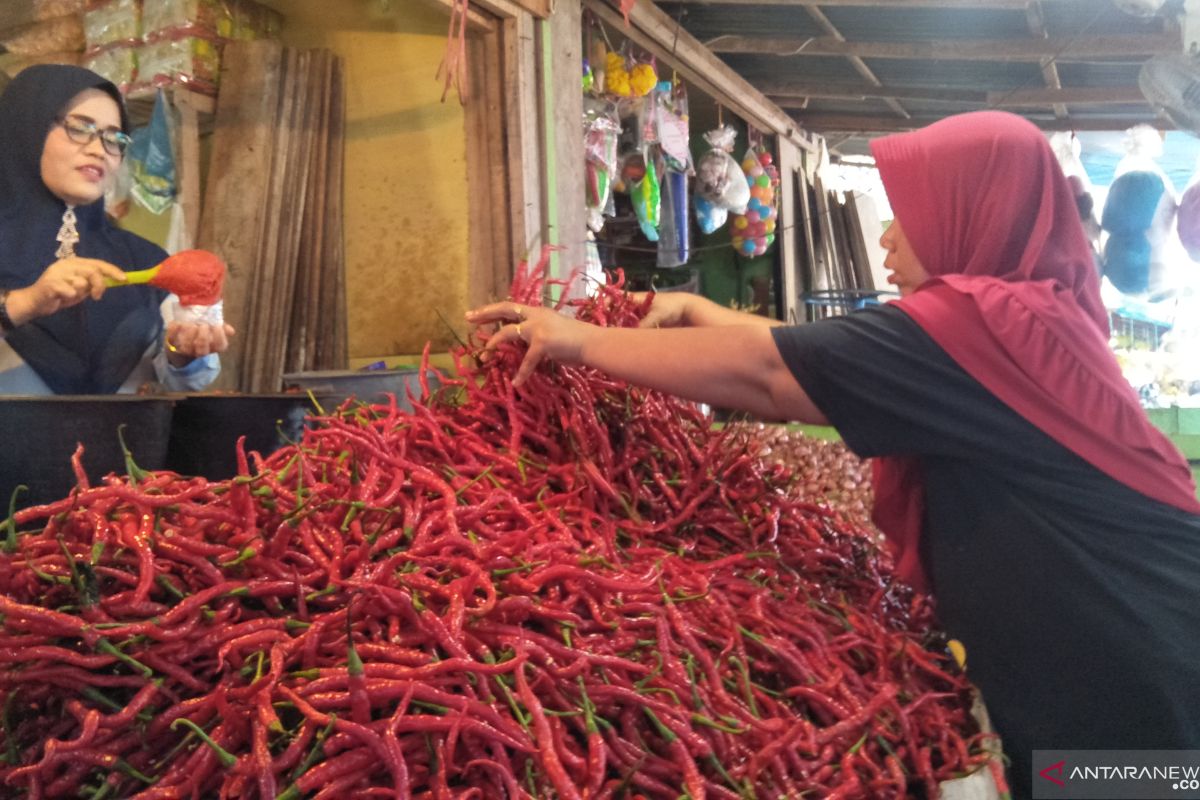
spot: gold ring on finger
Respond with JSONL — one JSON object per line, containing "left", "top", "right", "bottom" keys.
{"left": 166, "top": 339, "right": 179, "bottom": 353}
{"left": 516, "top": 324, "right": 523, "bottom": 339}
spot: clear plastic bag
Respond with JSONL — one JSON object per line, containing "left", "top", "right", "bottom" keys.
{"left": 132, "top": 34, "right": 222, "bottom": 94}
{"left": 695, "top": 124, "right": 749, "bottom": 214}
{"left": 83, "top": 0, "right": 140, "bottom": 50}
{"left": 584, "top": 103, "right": 620, "bottom": 234}
{"left": 654, "top": 82, "right": 691, "bottom": 174}
{"left": 729, "top": 145, "right": 780, "bottom": 257}
{"left": 83, "top": 43, "right": 137, "bottom": 92}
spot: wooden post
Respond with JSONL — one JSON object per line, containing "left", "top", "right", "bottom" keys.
{"left": 173, "top": 89, "right": 202, "bottom": 249}
{"left": 777, "top": 139, "right": 802, "bottom": 323}
{"left": 197, "top": 40, "right": 284, "bottom": 391}
{"left": 543, "top": 0, "right": 587, "bottom": 291}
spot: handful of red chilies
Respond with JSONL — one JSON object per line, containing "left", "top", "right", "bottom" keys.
{"left": 0, "top": 250, "right": 995, "bottom": 799}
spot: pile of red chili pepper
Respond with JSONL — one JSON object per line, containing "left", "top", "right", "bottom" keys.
{"left": 0, "top": 256, "right": 996, "bottom": 799}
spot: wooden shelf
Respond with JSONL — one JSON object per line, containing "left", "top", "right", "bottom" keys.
{"left": 124, "top": 84, "right": 215, "bottom": 129}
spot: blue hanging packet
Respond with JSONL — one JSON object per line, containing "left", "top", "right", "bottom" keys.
{"left": 128, "top": 90, "right": 177, "bottom": 215}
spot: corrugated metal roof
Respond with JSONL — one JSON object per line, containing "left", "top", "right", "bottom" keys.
{"left": 659, "top": 0, "right": 1189, "bottom": 157}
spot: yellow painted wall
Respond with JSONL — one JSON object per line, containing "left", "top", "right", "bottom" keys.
{"left": 264, "top": 0, "right": 469, "bottom": 362}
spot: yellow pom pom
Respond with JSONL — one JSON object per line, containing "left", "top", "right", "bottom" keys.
{"left": 629, "top": 63, "right": 658, "bottom": 96}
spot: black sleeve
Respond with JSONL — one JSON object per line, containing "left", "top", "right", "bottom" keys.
{"left": 769, "top": 305, "right": 1036, "bottom": 463}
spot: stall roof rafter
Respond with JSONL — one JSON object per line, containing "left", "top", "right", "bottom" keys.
{"left": 655, "top": 0, "right": 1188, "bottom": 156}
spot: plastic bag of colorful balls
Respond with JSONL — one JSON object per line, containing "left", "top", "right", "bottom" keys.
{"left": 731, "top": 146, "right": 780, "bottom": 257}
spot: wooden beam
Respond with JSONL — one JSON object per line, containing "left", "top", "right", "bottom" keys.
{"left": 1025, "top": 1, "right": 1067, "bottom": 118}
{"left": 669, "top": 0, "right": 1075, "bottom": 6}
{"left": 765, "top": 82, "right": 1147, "bottom": 106}
{"left": 791, "top": 112, "right": 1171, "bottom": 134}
{"left": 705, "top": 32, "right": 1180, "bottom": 61}
{"left": 986, "top": 85, "right": 1148, "bottom": 106}
{"left": 585, "top": 0, "right": 817, "bottom": 152}
{"left": 803, "top": 4, "right": 910, "bottom": 120}
{"left": 767, "top": 82, "right": 986, "bottom": 103}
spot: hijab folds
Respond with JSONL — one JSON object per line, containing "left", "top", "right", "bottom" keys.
{"left": 0, "top": 64, "right": 166, "bottom": 394}
{"left": 869, "top": 111, "right": 1200, "bottom": 592}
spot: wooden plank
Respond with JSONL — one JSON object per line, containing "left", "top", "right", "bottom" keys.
{"left": 795, "top": 154, "right": 820, "bottom": 312}
{"left": 1025, "top": 0, "right": 1067, "bottom": 119}
{"left": 812, "top": 172, "right": 842, "bottom": 305}
{"left": 772, "top": 84, "right": 1146, "bottom": 107}
{"left": 174, "top": 91, "right": 202, "bottom": 249}
{"left": 791, "top": 112, "right": 1170, "bottom": 134}
{"left": 467, "top": 29, "right": 504, "bottom": 312}
{"left": 777, "top": 140, "right": 801, "bottom": 323}
{"left": 547, "top": 0, "right": 588, "bottom": 288}
{"left": 705, "top": 32, "right": 1181, "bottom": 61}
{"left": 412, "top": 0, "right": 497, "bottom": 32}
{"left": 265, "top": 49, "right": 318, "bottom": 391}
{"left": 585, "top": 0, "right": 817, "bottom": 154}
{"left": 986, "top": 86, "right": 1147, "bottom": 107}
{"left": 197, "top": 40, "right": 284, "bottom": 391}
{"left": 843, "top": 190, "right": 874, "bottom": 291}
{"left": 321, "top": 56, "right": 348, "bottom": 370}
{"left": 505, "top": 11, "right": 544, "bottom": 263}
{"left": 246, "top": 48, "right": 302, "bottom": 392}
{"left": 291, "top": 50, "right": 333, "bottom": 375}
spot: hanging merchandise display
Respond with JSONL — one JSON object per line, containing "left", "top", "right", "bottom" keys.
{"left": 584, "top": 99, "right": 621, "bottom": 233}
{"left": 694, "top": 123, "right": 749, "bottom": 234}
{"left": 729, "top": 133, "right": 780, "bottom": 257}
{"left": 127, "top": 89, "right": 178, "bottom": 215}
{"left": 630, "top": 149, "right": 661, "bottom": 241}
{"left": 655, "top": 80, "right": 691, "bottom": 267}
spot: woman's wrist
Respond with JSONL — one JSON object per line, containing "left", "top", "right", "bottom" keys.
{"left": 2, "top": 287, "right": 37, "bottom": 328}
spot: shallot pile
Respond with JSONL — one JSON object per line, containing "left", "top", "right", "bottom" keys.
{"left": 728, "top": 424, "right": 874, "bottom": 529}
{"left": 0, "top": 258, "right": 993, "bottom": 798}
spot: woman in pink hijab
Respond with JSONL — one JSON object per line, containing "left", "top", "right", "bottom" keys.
{"left": 468, "top": 111, "right": 1200, "bottom": 796}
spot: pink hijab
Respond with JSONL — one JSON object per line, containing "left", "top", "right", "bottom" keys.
{"left": 868, "top": 111, "right": 1200, "bottom": 593}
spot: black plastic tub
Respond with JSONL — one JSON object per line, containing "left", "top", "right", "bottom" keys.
{"left": 280, "top": 368, "right": 439, "bottom": 409}
{"left": 165, "top": 393, "right": 332, "bottom": 481}
{"left": 0, "top": 396, "right": 175, "bottom": 510}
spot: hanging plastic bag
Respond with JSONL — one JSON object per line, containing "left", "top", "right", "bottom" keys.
{"left": 584, "top": 102, "right": 620, "bottom": 233}
{"left": 1178, "top": 179, "right": 1200, "bottom": 262}
{"left": 693, "top": 194, "right": 727, "bottom": 235}
{"left": 1101, "top": 169, "right": 1177, "bottom": 295}
{"left": 654, "top": 81, "right": 691, "bottom": 173}
{"left": 657, "top": 169, "right": 689, "bottom": 267}
{"left": 695, "top": 124, "right": 749, "bottom": 215}
{"left": 127, "top": 89, "right": 177, "bottom": 215}
{"left": 630, "top": 149, "right": 661, "bottom": 242}
{"left": 730, "top": 144, "right": 780, "bottom": 257}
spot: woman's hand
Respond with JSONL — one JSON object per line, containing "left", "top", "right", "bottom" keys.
{"left": 164, "top": 321, "right": 236, "bottom": 367}
{"left": 632, "top": 291, "right": 693, "bottom": 329}
{"left": 465, "top": 302, "right": 595, "bottom": 387}
{"left": 4, "top": 257, "right": 127, "bottom": 325}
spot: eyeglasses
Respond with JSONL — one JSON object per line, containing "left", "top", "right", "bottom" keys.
{"left": 54, "top": 115, "right": 133, "bottom": 157}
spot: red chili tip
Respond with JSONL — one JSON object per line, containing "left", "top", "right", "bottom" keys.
{"left": 151, "top": 249, "right": 227, "bottom": 306}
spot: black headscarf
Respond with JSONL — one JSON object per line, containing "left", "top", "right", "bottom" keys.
{"left": 0, "top": 64, "right": 167, "bottom": 394}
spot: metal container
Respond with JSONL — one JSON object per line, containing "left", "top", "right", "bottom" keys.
{"left": 0, "top": 396, "right": 175, "bottom": 509}
{"left": 165, "top": 393, "right": 333, "bottom": 481}
{"left": 280, "top": 368, "right": 439, "bottom": 409}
